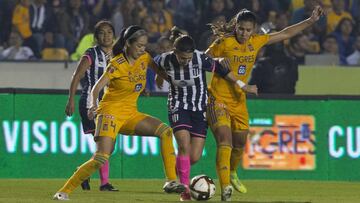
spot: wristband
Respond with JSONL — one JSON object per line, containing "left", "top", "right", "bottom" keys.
{"left": 236, "top": 80, "right": 246, "bottom": 88}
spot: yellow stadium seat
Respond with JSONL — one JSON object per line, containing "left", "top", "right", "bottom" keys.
{"left": 42, "top": 48, "right": 69, "bottom": 61}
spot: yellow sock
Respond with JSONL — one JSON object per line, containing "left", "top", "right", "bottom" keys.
{"left": 58, "top": 153, "right": 109, "bottom": 194}
{"left": 216, "top": 145, "right": 232, "bottom": 190}
{"left": 157, "top": 124, "right": 177, "bottom": 181}
{"left": 230, "top": 147, "right": 244, "bottom": 172}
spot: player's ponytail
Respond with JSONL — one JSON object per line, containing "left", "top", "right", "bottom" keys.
{"left": 169, "top": 26, "right": 186, "bottom": 43}
{"left": 210, "top": 9, "right": 257, "bottom": 38}
{"left": 112, "top": 25, "right": 147, "bottom": 56}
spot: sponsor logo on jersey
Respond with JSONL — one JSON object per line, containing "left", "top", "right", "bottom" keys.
{"left": 248, "top": 44, "right": 254, "bottom": 52}
{"left": 179, "top": 80, "right": 188, "bottom": 87}
{"left": 107, "top": 67, "right": 115, "bottom": 73}
{"left": 116, "top": 57, "right": 126, "bottom": 64}
{"left": 238, "top": 65, "right": 246, "bottom": 75}
{"left": 134, "top": 83, "right": 143, "bottom": 92}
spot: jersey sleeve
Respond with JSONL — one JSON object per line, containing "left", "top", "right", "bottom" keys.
{"left": 253, "top": 34, "right": 270, "bottom": 50}
{"left": 82, "top": 48, "right": 95, "bottom": 65}
{"left": 201, "top": 53, "right": 230, "bottom": 77}
{"left": 207, "top": 38, "right": 225, "bottom": 57}
{"left": 153, "top": 54, "right": 164, "bottom": 69}
{"left": 104, "top": 57, "right": 123, "bottom": 80}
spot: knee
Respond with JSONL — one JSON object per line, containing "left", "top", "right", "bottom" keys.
{"left": 190, "top": 155, "right": 201, "bottom": 165}
{"left": 156, "top": 124, "right": 172, "bottom": 138}
{"left": 215, "top": 128, "right": 232, "bottom": 145}
{"left": 92, "top": 152, "right": 110, "bottom": 168}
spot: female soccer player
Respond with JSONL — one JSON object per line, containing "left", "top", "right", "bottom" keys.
{"left": 54, "top": 25, "right": 183, "bottom": 200}
{"left": 155, "top": 35, "right": 257, "bottom": 201}
{"left": 205, "top": 6, "right": 323, "bottom": 201}
{"left": 64, "top": 20, "right": 118, "bottom": 192}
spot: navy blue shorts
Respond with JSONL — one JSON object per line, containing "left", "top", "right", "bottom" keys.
{"left": 79, "top": 98, "right": 95, "bottom": 135}
{"left": 168, "top": 108, "right": 208, "bottom": 138}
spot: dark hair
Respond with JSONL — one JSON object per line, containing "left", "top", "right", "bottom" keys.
{"left": 236, "top": 9, "right": 257, "bottom": 24}
{"left": 94, "top": 20, "right": 115, "bottom": 41}
{"left": 174, "top": 35, "right": 195, "bottom": 53}
{"left": 289, "top": 33, "right": 305, "bottom": 46}
{"left": 210, "top": 9, "right": 257, "bottom": 37}
{"left": 112, "top": 25, "right": 146, "bottom": 56}
{"left": 169, "top": 26, "right": 186, "bottom": 42}
{"left": 334, "top": 17, "right": 354, "bottom": 33}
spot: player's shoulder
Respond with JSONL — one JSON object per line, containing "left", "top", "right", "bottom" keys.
{"left": 110, "top": 53, "right": 126, "bottom": 65}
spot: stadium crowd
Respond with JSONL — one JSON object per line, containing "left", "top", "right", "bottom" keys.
{"left": 1, "top": 0, "right": 360, "bottom": 66}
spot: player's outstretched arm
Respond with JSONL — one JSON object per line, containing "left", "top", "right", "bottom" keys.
{"left": 267, "top": 5, "right": 324, "bottom": 45}
{"left": 65, "top": 56, "right": 91, "bottom": 116}
{"left": 149, "top": 59, "right": 169, "bottom": 82}
{"left": 88, "top": 72, "right": 110, "bottom": 120}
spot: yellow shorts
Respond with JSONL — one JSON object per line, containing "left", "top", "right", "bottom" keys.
{"left": 207, "top": 93, "right": 249, "bottom": 132}
{"left": 94, "top": 111, "right": 149, "bottom": 140}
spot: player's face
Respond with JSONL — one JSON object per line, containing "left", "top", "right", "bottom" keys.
{"left": 97, "top": 25, "right": 114, "bottom": 48}
{"left": 174, "top": 50, "right": 193, "bottom": 66}
{"left": 128, "top": 35, "right": 148, "bottom": 59}
{"left": 235, "top": 21, "right": 255, "bottom": 44}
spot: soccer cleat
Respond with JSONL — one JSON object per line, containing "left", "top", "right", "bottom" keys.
{"left": 180, "top": 186, "right": 191, "bottom": 201}
{"left": 163, "top": 181, "right": 186, "bottom": 194}
{"left": 230, "top": 171, "right": 247, "bottom": 193}
{"left": 221, "top": 185, "right": 233, "bottom": 201}
{"left": 53, "top": 192, "right": 69, "bottom": 201}
{"left": 99, "top": 183, "right": 119, "bottom": 191}
{"left": 81, "top": 177, "right": 91, "bottom": 190}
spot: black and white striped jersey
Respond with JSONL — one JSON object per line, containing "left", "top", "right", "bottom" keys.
{"left": 155, "top": 50, "right": 230, "bottom": 111}
{"left": 80, "top": 46, "right": 111, "bottom": 108}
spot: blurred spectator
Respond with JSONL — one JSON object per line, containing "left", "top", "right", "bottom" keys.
{"left": 321, "top": 34, "right": 339, "bottom": 54}
{"left": 0, "top": 31, "right": 34, "bottom": 60}
{"left": 249, "top": 43, "right": 298, "bottom": 94}
{"left": 111, "top": 0, "right": 147, "bottom": 36}
{"left": 30, "top": 0, "right": 54, "bottom": 52}
{"left": 326, "top": 0, "right": 353, "bottom": 34}
{"left": 0, "top": 0, "right": 17, "bottom": 46}
{"left": 60, "top": 0, "right": 89, "bottom": 53}
{"left": 147, "top": 0, "right": 173, "bottom": 35}
{"left": 166, "top": 0, "right": 197, "bottom": 36}
{"left": 199, "top": 0, "right": 232, "bottom": 34}
{"left": 43, "top": 0, "right": 66, "bottom": 49}
{"left": 83, "top": 0, "right": 113, "bottom": 27}
{"left": 346, "top": 35, "right": 360, "bottom": 65}
{"left": 285, "top": 33, "right": 312, "bottom": 64}
{"left": 274, "top": 12, "right": 290, "bottom": 31}
{"left": 12, "top": 0, "right": 40, "bottom": 58}
{"left": 333, "top": 18, "right": 356, "bottom": 65}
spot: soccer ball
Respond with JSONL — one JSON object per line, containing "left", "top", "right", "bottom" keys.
{"left": 189, "top": 174, "right": 216, "bottom": 200}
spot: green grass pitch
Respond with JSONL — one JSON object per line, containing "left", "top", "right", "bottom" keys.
{"left": 0, "top": 179, "right": 359, "bottom": 203}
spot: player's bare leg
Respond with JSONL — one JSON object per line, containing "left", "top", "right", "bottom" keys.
{"left": 230, "top": 130, "right": 248, "bottom": 194}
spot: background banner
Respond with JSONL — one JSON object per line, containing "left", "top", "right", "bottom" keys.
{"left": 1, "top": 91, "right": 359, "bottom": 181}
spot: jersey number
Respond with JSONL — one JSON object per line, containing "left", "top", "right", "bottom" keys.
{"left": 238, "top": 65, "right": 246, "bottom": 75}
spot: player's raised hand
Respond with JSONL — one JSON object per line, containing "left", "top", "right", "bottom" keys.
{"left": 310, "top": 5, "right": 324, "bottom": 23}
{"left": 65, "top": 99, "right": 75, "bottom": 116}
